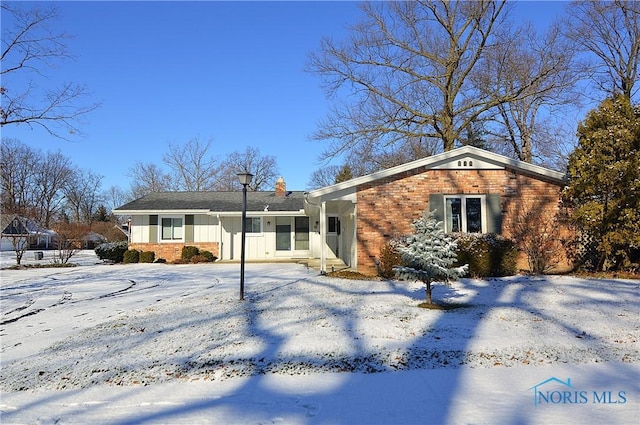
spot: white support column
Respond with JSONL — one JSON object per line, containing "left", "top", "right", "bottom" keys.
{"left": 320, "top": 201, "right": 327, "bottom": 274}
{"left": 351, "top": 203, "right": 357, "bottom": 270}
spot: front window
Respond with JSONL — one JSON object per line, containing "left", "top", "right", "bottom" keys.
{"left": 328, "top": 216, "right": 340, "bottom": 234}
{"left": 244, "top": 217, "right": 261, "bottom": 233}
{"left": 445, "top": 196, "right": 484, "bottom": 233}
{"left": 161, "top": 217, "right": 183, "bottom": 240}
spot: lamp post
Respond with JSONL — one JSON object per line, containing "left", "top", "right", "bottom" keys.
{"left": 237, "top": 172, "right": 253, "bottom": 300}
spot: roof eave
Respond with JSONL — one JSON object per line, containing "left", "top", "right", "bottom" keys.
{"left": 112, "top": 209, "right": 212, "bottom": 215}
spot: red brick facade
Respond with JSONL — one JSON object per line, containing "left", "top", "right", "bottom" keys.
{"left": 129, "top": 242, "right": 219, "bottom": 262}
{"left": 355, "top": 168, "right": 565, "bottom": 275}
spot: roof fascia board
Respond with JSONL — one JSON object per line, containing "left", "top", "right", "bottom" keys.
{"left": 112, "top": 209, "right": 212, "bottom": 215}
{"left": 464, "top": 148, "right": 566, "bottom": 183}
{"left": 211, "top": 210, "right": 307, "bottom": 217}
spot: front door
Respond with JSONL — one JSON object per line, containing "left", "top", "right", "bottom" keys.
{"left": 327, "top": 215, "right": 340, "bottom": 258}
{"left": 276, "top": 217, "right": 291, "bottom": 251}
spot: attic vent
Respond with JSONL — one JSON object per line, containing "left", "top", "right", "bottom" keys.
{"left": 457, "top": 160, "right": 473, "bottom": 168}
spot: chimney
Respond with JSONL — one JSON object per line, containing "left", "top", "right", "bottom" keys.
{"left": 275, "top": 176, "right": 286, "bottom": 197}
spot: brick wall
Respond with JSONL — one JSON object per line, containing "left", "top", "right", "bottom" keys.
{"left": 355, "top": 168, "right": 566, "bottom": 275}
{"left": 129, "top": 242, "right": 219, "bottom": 262}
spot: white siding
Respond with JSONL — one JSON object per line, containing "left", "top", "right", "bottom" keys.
{"left": 131, "top": 215, "right": 148, "bottom": 243}
{"left": 193, "top": 215, "right": 218, "bottom": 243}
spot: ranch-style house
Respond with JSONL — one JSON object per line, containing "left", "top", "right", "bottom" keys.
{"left": 114, "top": 146, "right": 567, "bottom": 274}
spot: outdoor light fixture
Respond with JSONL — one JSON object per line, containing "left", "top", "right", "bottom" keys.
{"left": 237, "top": 172, "right": 254, "bottom": 300}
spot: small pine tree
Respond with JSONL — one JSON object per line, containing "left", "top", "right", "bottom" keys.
{"left": 334, "top": 164, "right": 353, "bottom": 184}
{"left": 394, "top": 211, "right": 468, "bottom": 305}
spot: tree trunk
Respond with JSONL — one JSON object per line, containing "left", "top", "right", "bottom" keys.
{"left": 425, "top": 280, "right": 433, "bottom": 305}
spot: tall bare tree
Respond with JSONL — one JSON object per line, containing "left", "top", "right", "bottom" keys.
{"left": 308, "top": 0, "right": 516, "bottom": 161}
{"left": 163, "top": 137, "right": 221, "bottom": 191}
{"left": 307, "top": 165, "right": 343, "bottom": 190}
{"left": 564, "top": 0, "right": 640, "bottom": 101}
{"left": 479, "top": 21, "right": 582, "bottom": 163}
{"left": 128, "top": 162, "right": 171, "bottom": 199}
{"left": 1, "top": 138, "right": 38, "bottom": 214}
{"left": 216, "top": 146, "right": 279, "bottom": 191}
{"left": 1, "top": 4, "right": 99, "bottom": 138}
{"left": 105, "top": 185, "right": 128, "bottom": 214}
{"left": 64, "top": 169, "right": 104, "bottom": 223}
{"left": 33, "top": 150, "right": 73, "bottom": 227}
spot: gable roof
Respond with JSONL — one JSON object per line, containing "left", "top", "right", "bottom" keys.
{"left": 306, "top": 146, "right": 566, "bottom": 201}
{"left": 1, "top": 215, "right": 29, "bottom": 236}
{"left": 113, "top": 191, "right": 307, "bottom": 215}
{"left": 1, "top": 215, "right": 54, "bottom": 236}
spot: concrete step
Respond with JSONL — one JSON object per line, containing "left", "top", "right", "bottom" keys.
{"left": 300, "top": 258, "right": 349, "bottom": 272}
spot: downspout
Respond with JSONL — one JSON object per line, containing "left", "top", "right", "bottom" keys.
{"left": 217, "top": 214, "right": 223, "bottom": 260}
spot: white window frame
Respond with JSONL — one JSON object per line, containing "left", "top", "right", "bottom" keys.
{"left": 159, "top": 215, "right": 184, "bottom": 242}
{"left": 244, "top": 217, "right": 263, "bottom": 236}
{"left": 444, "top": 195, "right": 487, "bottom": 233}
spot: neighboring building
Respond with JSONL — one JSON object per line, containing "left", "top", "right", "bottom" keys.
{"left": 114, "top": 146, "right": 568, "bottom": 274}
{"left": 0, "top": 215, "right": 57, "bottom": 251}
{"left": 82, "top": 231, "right": 107, "bottom": 249}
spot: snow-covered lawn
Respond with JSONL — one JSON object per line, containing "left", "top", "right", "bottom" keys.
{"left": 1, "top": 251, "right": 639, "bottom": 424}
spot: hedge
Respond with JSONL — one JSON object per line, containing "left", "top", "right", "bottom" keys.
{"left": 95, "top": 241, "right": 128, "bottom": 263}
{"left": 453, "top": 233, "right": 518, "bottom": 277}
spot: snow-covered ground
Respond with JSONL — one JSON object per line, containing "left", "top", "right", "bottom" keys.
{"left": 1, "top": 250, "right": 639, "bottom": 424}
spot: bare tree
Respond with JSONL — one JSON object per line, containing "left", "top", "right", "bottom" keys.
{"left": 105, "top": 185, "right": 128, "bottom": 213}
{"left": 33, "top": 151, "right": 74, "bottom": 227}
{"left": 2, "top": 216, "right": 32, "bottom": 265}
{"left": 564, "top": 0, "right": 640, "bottom": 101}
{"left": 1, "top": 138, "right": 39, "bottom": 214}
{"left": 162, "top": 137, "right": 219, "bottom": 192}
{"left": 216, "top": 146, "right": 279, "bottom": 191}
{"left": 128, "top": 162, "right": 171, "bottom": 199}
{"left": 52, "top": 222, "right": 88, "bottom": 264}
{"left": 162, "top": 137, "right": 221, "bottom": 191}
{"left": 307, "top": 1, "right": 518, "bottom": 161}
{"left": 479, "top": 21, "right": 582, "bottom": 163}
{"left": 64, "top": 169, "right": 104, "bottom": 223}
{"left": 1, "top": 4, "right": 99, "bottom": 138}
{"left": 307, "top": 165, "right": 343, "bottom": 190}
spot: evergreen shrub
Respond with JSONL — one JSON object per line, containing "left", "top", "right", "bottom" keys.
{"left": 139, "top": 251, "right": 155, "bottom": 263}
{"left": 181, "top": 246, "right": 200, "bottom": 260}
{"left": 453, "top": 233, "right": 518, "bottom": 277}
{"left": 123, "top": 249, "right": 140, "bottom": 264}
{"left": 95, "top": 241, "right": 128, "bottom": 263}
{"left": 199, "top": 250, "right": 217, "bottom": 262}
{"left": 377, "top": 240, "right": 403, "bottom": 278}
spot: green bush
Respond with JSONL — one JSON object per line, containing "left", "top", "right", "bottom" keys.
{"left": 139, "top": 251, "right": 155, "bottom": 263}
{"left": 123, "top": 249, "right": 140, "bottom": 264}
{"left": 377, "top": 240, "right": 403, "bottom": 278}
{"left": 181, "top": 246, "right": 200, "bottom": 260}
{"left": 453, "top": 233, "right": 518, "bottom": 277}
{"left": 154, "top": 258, "right": 167, "bottom": 263}
{"left": 95, "top": 241, "right": 128, "bottom": 263}
{"left": 199, "top": 250, "right": 217, "bottom": 262}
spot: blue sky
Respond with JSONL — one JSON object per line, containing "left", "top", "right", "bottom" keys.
{"left": 2, "top": 1, "right": 568, "bottom": 193}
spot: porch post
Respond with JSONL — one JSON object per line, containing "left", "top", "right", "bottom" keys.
{"left": 320, "top": 201, "right": 327, "bottom": 274}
